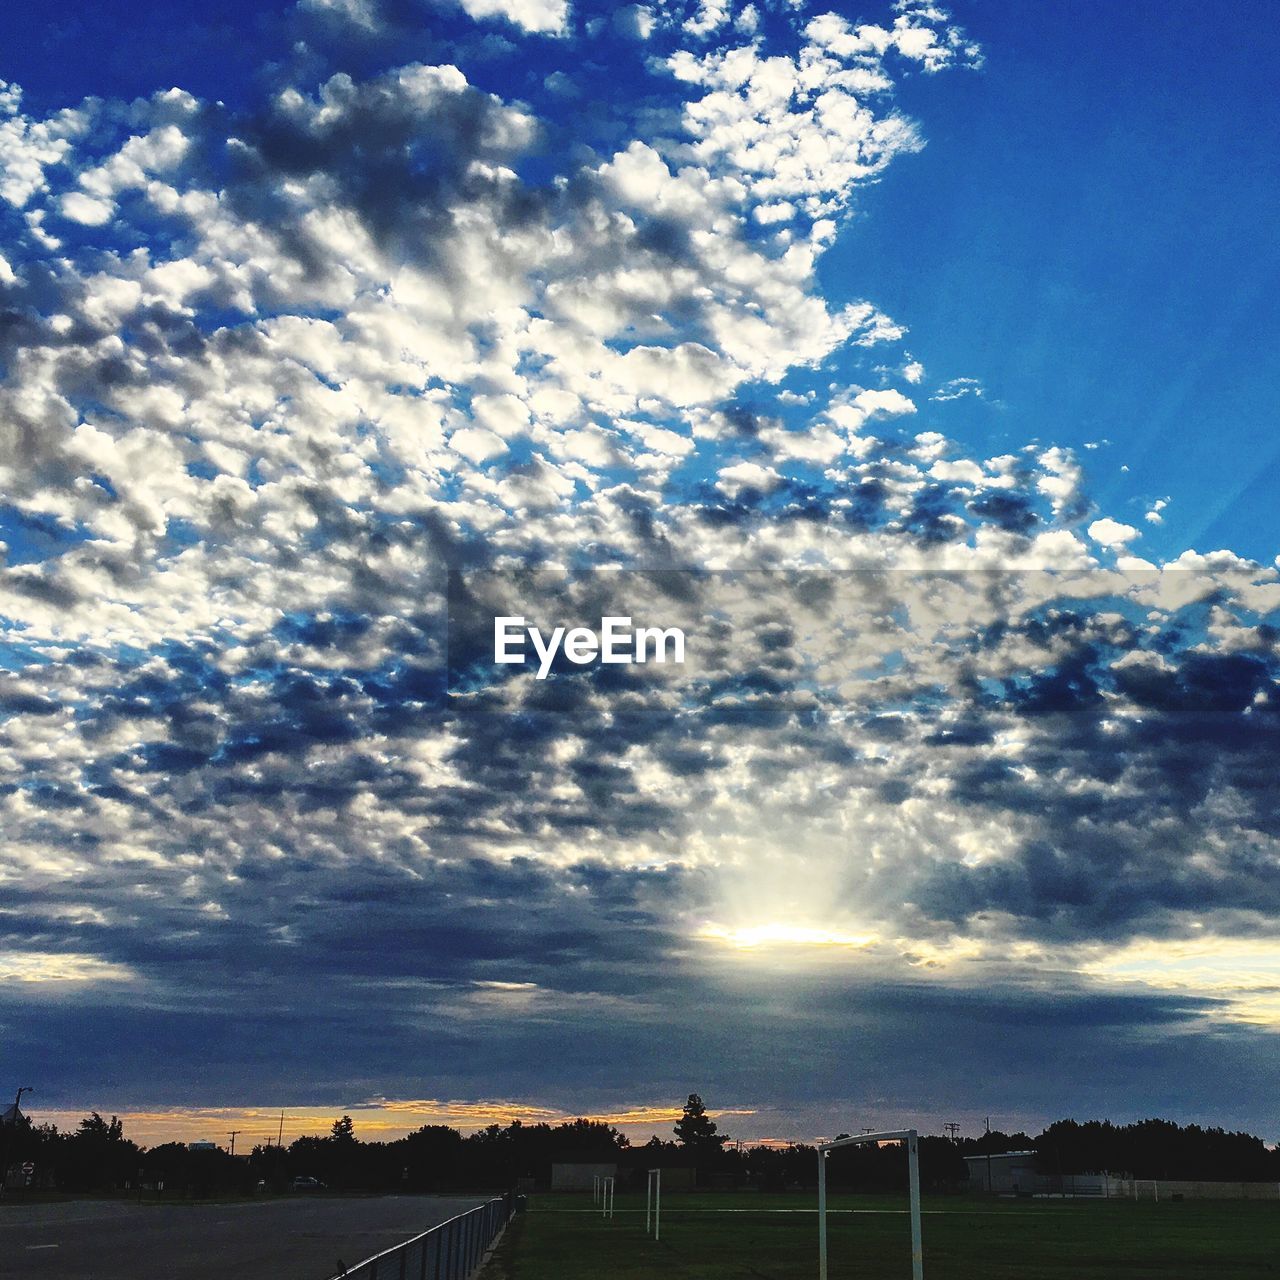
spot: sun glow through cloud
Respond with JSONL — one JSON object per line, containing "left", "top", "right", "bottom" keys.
{"left": 1082, "top": 936, "right": 1280, "bottom": 1028}
{"left": 0, "top": 951, "right": 137, "bottom": 983}
{"left": 699, "top": 922, "right": 877, "bottom": 951}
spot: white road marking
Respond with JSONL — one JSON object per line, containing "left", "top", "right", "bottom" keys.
{"left": 25, "top": 1243, "right": 60, "bottom": 1249}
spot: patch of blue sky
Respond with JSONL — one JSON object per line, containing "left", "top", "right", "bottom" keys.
{"left": 365, "top": 453, "right": 410, "bottom": 489}
{"left": 0, "top": 505, "right": 97, "bottom": 566}
{"left": 225, "top": 655, "right": 292, "bottom": 688}
{"left": 383, "top": 379, "right": 447, "bottom": 399}
{"left": 185, "top": 304, "right": 266, "bottom": 333}
{"left": 0, "top": 631, "right": 55, "bottom": 672}
{"left": 347, "top": 421, "right": 409, "bottom": 488}
{"left": 158, "top": 518, "right": 204, "bottom": 555}
{"left": 814, "top": 0, "right": 1280, "bottom": 565}
{"left": 0, "top": 0, "right": 290, "bottom": 116}
{"left": 274, "top": 608, "right": 373, "bottom": 647}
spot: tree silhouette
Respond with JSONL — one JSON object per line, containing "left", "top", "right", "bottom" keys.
{"left": 674, "top": 1095, "right": 726, "bottom": 1149}
{"left": 330, "top": 1115, "right": 356, "bottom": 1144}
{"left": 76, "top": 1112, "right": 124, "bottom": 1142}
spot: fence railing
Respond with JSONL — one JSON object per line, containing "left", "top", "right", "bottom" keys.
{"left": 332, "top": 1195, "right": 513, "bottom": 1280}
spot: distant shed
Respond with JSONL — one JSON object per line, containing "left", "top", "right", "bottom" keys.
{"left": 965, "top": 1151, "right": 1039, "bottom": 1194}
{"left": 965, "top": 1152, "right": 1116, "bottom": 1197}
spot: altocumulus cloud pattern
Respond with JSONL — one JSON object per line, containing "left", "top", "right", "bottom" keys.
{"left": 1, "top": 0, "right": 1278, "bottom": 1138}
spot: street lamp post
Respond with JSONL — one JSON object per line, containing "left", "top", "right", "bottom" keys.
{"left": 2, "top": 1087, "right": 34, "bottom": 1195}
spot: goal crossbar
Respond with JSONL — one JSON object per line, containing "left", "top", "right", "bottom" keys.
{"left": 817, "top": 1129, "right": 922, "bottom": 1280}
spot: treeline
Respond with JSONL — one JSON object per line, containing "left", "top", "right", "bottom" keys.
{"left": 4, "top": 1106, "right": 1277, "bottom": 1196}
{"left": 968, "top": 1118, "right": 1280, "bottom": 1181}
{"left": 1, "top": 1113, "right": 635, "bottom": 1197}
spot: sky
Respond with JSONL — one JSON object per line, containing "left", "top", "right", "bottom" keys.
{"left": 1, "top": 0, "right": 1279, "bottom": 1149}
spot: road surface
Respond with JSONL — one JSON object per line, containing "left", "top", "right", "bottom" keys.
{"left": 0, "top": 1193, "right": 485, "bottom": 1279}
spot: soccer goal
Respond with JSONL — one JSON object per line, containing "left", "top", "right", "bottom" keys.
{"left": 645, "top": 1168, "right": 661, "bottom": 1240}
{"left": 817, "top": 1129, "right": 923, "bottom": 1280}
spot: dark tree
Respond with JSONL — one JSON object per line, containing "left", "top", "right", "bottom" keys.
{"left": 330, "top": 1115, "right": 356, "bottom": 1144}
{"left": 62, "top": 1112, "right": 139, "bottom": 1192}
{"left": 77, "top": 1112, "right": 124, "bottom": 1142}
{"left": 674, "top": 1095, "right": 726, "bottom": 1150}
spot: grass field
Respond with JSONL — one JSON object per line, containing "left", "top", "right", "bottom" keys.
{"left": 480, "top": 1191, "right": 1280, "bottom": 1279}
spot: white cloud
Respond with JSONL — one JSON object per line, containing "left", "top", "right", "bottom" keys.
{"left": 1088, "top": 517, "right": 1140, "bottom": 548}
{"left": 758, "top": 421, "right": 844, "bottom": 464}
{"left": 716, "top": 460, "right": 782, "bottom": 498}
{"left": 450, "top": 427, "right": 508, "bottom": 464}
{"left": 684, "top": 0, "right": 729, "bottom": 37}
{"left": 667, "top": 27, "right": 931, "bottom": 220}
{"left": 827, "top": 387, "right": 916, "bottom": 437}
{"left": 0, "top": 82, "right": 89, "bottom": 208}
{"left": 931, "top": 375, "right": 983, "bottom": 402}
{"left": 457, "top": 0, "right": 569, "bottom": 35}
{"left": 930, "top": 458, "right": 984, "bottom": 486}
{"left": 1036, "top": 447, "right": 1085, "bottom": 518}
{"left": 854, "top": 387, "right": 915, "bottom": 418}
{"left": 805, "top": 9, "right": 981, "bottom": 74}
{"left": 59, "top": 191, "right": 115, "bottom": 225}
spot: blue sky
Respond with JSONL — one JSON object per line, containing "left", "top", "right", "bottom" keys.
{"left": 837, "top": 0, "right": 1280, "bottom": 565}
{"left": 2, "top": 0, "right": 1279, "bottom": 1147}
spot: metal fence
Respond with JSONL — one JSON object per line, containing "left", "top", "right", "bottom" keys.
{"left": 333, "top": 1196, "right": 513, "bottom": 1280}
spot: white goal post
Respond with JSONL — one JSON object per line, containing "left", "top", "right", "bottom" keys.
{"left": 817, "top": 1129, "right": 923, "bottom": 1280}
{"left": 646, "top": 1168, "right": 661, "bottom": 1240}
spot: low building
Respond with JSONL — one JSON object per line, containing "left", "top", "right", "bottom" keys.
{"left": 965, "top": 1151, "right": 1040, "bottom": 1194}
{"left": 965, "top": 1153, "right": 1118, "bottom": 1197}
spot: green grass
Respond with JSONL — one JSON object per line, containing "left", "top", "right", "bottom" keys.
{"left": 482, "top": 1191, "right": 1280, "bottom": 1279}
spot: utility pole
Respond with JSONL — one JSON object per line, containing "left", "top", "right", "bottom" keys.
{"left": 228, "top": 1130, "right": 241, "bottom": 1157}
{"left": 984, "top": 1117, "right": 993, "bottom": 1194}
{"left": 943, "top": 1123, "right": 960, "bottom": 1141}
{"left": 277, "top": 1111, "right": 285, "bottom": 1148}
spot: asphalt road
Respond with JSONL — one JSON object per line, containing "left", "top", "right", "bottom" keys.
{"left": 0, "top": 1194, "right": 485, "bottom": 1279}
